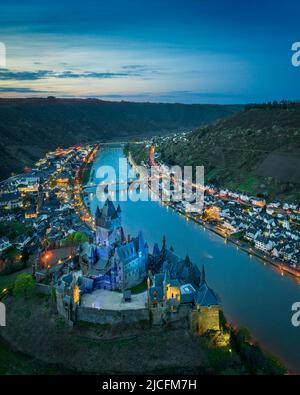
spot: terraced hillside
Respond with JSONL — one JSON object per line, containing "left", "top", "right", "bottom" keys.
{"left": 129, "top": 103, "right": 300, "bottom": 202}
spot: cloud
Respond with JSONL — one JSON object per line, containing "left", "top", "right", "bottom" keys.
{"left": 0, "top": 87, "right": 46, "bottom": 93}
{"left": 0, "top": 66, "right": 155, "bottom": 81}
{"left": 122, "top": 65, "right": 147, "bottom": 69}
{"left": 54, "top": 71, "right": 136, "bottom": 79}
{"left": 0, "top": 69, "right": 51, "bottom": 80}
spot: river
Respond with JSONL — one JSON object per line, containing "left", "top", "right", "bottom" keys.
{"left": 87, "top": 146, "right": 300, "bottom": 373}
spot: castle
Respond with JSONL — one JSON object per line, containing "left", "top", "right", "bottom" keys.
{"left": 78, "top": 197, "right": 148, "bottom": 290}
{"left": 148, "top": 242, "right": 220, "bottom": 334}
{"left": 53, "top": 198, "right": 221, "bottom": 337}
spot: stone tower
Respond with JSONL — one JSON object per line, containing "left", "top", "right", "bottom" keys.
{"left": 95, "top": 197, "right": 122, "bottom": 247}
{"left": 191, "top": 265, "right": 220, "bottom": 335}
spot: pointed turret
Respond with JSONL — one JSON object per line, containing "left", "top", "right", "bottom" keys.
{"left": 161, "top": 235, "right": 166, "bottom": 257}
{"left": 185, "top": 254, "right": 192, "bottom": 267}
{"left": 144, "top": 241, "right": 149, "bottom": 257}
{"left": 163, "top": 267, "right": 170, "bottom": 285}
{"left": 95, "top": 205, "right": 101, "bottom": 218}
{"left": 152, "top": 243, "right": 160, "bottom": 257}
{"left": 121, "top": 226, "right": 127, "bottom": 243}
{"left": 195, "top": 264, "right": 219, "bottom": 307}
{"left": 138, "top": 230, "right": 145, "bottom": 253}
{"left": 102, "top": 197, "right": 118, "bottom": 220}
{"left": 201, "top": 264, "right": 206, "bottom": 286}
{"left": 95, "top": 197, "right": 120, "bottom": 230}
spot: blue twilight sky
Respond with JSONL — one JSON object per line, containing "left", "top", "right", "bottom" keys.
{"left": 0, "top": 0, "right": 299, "bottom": 103}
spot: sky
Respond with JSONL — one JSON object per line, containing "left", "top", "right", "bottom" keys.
{"left": 0, "top": 0, "right": 299, "bottom": 103}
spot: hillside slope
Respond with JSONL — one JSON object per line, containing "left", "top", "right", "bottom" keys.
{"left": 134, "top": 103, "right": 300, "bottom": 202}
{"left": 0, "top": 98, "right": 242, "bottom": 180}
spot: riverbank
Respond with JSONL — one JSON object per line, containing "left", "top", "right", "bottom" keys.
{"left": 127, "top": 151, "right": 300, "bottom": 282}
{"left": 73, "top": 144, "right": 100, "bottom": 230}
{"left": 165, "top": 202, "right": 300, "bottom": 281}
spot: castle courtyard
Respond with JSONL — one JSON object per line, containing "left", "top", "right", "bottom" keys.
{"left": 81, "top": 289, "right": 148, "bottom": 310}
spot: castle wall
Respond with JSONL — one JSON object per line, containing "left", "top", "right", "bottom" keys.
{"left": 96, "top": 227, "right": 109, "bottom": 245}
{"left": 191, "top": 306, "right": 220, "bottom": 335}
{"left": 151, "top": 303, "right": 191, "bottom": 327}
{"left": 56, "top": 291, "right": 69, "bottom": 319}
{"left": 76, "top": 306, "right": 149, "bottom": 325}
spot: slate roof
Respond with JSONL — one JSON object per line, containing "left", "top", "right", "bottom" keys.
{"left": 116, "top": 241, "right": 138, "bottom": 264}
{"left": 152, "top": 243, "right": 160, "bottom": 257}
{"left": 154, "top": 273, "right": 164, "bottom": 287}
{"left": 95, "top": 198, "right": 120, "bottom": 227}
{"left": 162, "top": 249, "right": 201, "bottom": 288}
{"left": 169, "top": 279, "right": 180, "bottom": 287}
{"left": 194, "top": 282, "right": 218, "bottom": 307}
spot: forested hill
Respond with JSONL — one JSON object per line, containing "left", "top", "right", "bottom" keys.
{"left": 145, "top": 102, "right": 300, "bottom": 202}
{"left": 0, "top": 98, "right": 242, "bottom": 180}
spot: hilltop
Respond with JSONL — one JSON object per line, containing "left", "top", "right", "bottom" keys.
{"left": 0, "top": 98, "right": 242, "bottom": 180}
{"left": 129, "top": 102, "right": 300, "bottom": 202}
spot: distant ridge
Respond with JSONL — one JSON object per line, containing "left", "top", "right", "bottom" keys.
{"left": 0, "top": 98, "right": 242, "bottom": 180}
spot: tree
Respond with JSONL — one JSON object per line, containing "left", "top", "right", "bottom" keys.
{"left": 13, "top": 273, "right": 35, "bottom": 299}
{"left": 207, "top": 347, "right": 232, "bottom": 373}
{"left": 60, "top": 232, "right": 88, "bottom": 248}
{"left": 73, "top": 232, "right": 89, "bottom": 245}
{"left": 237, "top": 326, "right": 252, "bottom": 343}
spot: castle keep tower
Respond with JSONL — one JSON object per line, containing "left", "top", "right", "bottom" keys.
{"left": 95, "top": 197, "right": 122, "bottom": 247}
{"left": 191, "top": 265, "right": 220, "bottom": 335}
